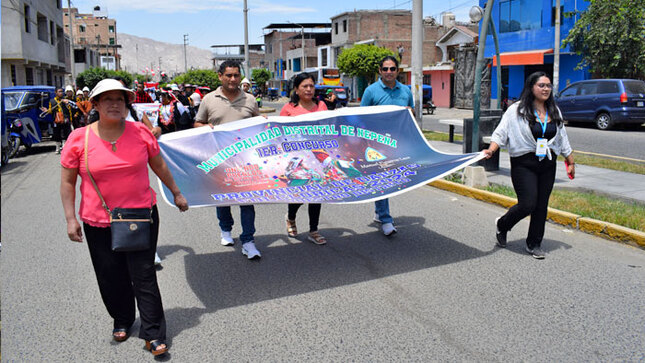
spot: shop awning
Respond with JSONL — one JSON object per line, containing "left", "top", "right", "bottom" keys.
{"left": 492, "top": 49, "right": 553, "bottom": 66}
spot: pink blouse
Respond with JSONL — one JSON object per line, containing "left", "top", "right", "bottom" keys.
{"left": 61, "top": 121, "right": 160, "bottom": 227}
{"left": 279, "top": 101, "right": 328, "bottom": 116}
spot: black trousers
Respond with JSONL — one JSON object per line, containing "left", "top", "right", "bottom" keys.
{"left": 83, "top": 206, "right": 166, "bottom": 341}
{"left": 497, "top": 153, "right": 557, "bottom": 248}
{"left": 287, "top": 203, "right": 321, "bottom": 232}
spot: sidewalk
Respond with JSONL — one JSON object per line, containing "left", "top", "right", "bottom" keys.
{"left": 428, "top": 140, "right": 645, "bottom": 205}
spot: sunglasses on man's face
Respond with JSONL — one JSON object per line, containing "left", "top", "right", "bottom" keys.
{"left": 381, "top": 66, "right": 397, "bottom": 72}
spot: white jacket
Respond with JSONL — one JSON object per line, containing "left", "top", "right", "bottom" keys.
{"left": 491, "top": 102, "right": 572, "bottom": 160}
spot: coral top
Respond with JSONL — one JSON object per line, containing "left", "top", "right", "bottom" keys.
{"left": 61, "top": 122, "right": 160, "bottom": 227}
{"left": 279, "top": 101, "right": 328, "bottom": 116}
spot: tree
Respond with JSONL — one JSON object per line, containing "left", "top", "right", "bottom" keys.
{"left": 171, "top": 69, "right": 221, "bottom": 90}
{"left": 563, "top": 0, "right": 645, "bottom": 79}
{"left": 337, "top": 44, "right": 397, "bottom": 81}
{"left": 76, "top": 68, "right": 134, "bottom": 89}
{"left": 251, "top": 68, "right": 271, "bottom": 92}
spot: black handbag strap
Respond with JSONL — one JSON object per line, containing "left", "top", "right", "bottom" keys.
{"left": 83, "top": 126, "right": 153, "bottom": 219}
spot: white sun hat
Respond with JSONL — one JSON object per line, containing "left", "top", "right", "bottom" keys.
{"left": 88, "top": 79, "right": 135, "bottom": 102}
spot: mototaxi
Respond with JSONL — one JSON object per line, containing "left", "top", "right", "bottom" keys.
{"left": 1, "top": 86, "right": 56, "bottom": 156}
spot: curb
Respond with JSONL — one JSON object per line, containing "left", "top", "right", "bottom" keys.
{"left": 429, "top": 179, "right": 645, "bottom": 249}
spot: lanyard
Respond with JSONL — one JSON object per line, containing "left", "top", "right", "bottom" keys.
{"left": 535, "top": 110, "right": 548, "bottom": 137}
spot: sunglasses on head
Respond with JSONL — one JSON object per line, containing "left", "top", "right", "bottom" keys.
{"left": 381, "top": 66, "right": 397, "bottom": 72}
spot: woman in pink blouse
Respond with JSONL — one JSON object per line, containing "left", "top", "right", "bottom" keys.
{"left": 60, "top": 79, "right": 188, "bottom": 357}
{"left": 280, "top": 73, "right": 328, "bottom": 245}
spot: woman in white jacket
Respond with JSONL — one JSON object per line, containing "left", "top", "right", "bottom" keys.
{"left": 483, "top": 71, "right": 575, "bottom": 259}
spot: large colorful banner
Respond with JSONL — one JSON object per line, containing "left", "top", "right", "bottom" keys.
{"left": 156, "top": 106, "right": 484, "bottom": 207}
{"left": 132, "top": 103, "right": 160, "bottom": 124}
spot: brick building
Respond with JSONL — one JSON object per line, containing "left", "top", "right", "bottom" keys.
{"left": 329, "top": 10, "right": 477, "bottom": 104}
{"left": 63, "top": 6, "right": 119, "bottom": 73}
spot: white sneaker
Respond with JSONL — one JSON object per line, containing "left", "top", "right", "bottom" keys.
{"left": 154, "top": 252, "right": 162, "bottom": 266}
{"left": 373, "top": 213, "right": 382, "bottom": 223}
{"left": 242, "top": 241, "right": 261, "bottom": 259}
{"left": 220, "top": 231, "right": 234, "bottom": 246}
{"left": 382, "top": 223, "right": 397, "bottom": 236}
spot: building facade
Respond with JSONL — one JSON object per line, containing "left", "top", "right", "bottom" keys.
{"left": 63, "top": 6, "right": 120, "bottom": 73}
{"left": 479, "top": 0, "right": 590, "bottom": 100}
{"left": 330, "top": 10, "right": 478, "bottom": 103}
{"left": 1, "top": 0, "right": 69, "bottom": 88}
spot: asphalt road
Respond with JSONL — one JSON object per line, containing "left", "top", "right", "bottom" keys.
{"left": 264, "top": 101, "right": 645, "bottom": 161}
{"left": 419, "top": 108, "right": 645, "bottom": 161}
{"left": 2, "top": 143, "right": 644, "bottom": 361}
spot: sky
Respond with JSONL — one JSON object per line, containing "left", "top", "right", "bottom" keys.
{"left": 70, "top": 0, "right": 479, "bottom": 52}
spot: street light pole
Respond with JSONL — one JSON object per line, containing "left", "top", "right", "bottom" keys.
{"left": 411, "top": 0, "right": 423, "bottom": 122}
{"left": 300, "top": 25, "right": 305, "bottom": 71}
{"left": 67, "top": 0, "right": 75, "bottom": 85}
{"left": 243, "top": 0, "right": 250, "bottom": 78}
{"left": 471, "top": 1, "right": 495, "bottom": 153}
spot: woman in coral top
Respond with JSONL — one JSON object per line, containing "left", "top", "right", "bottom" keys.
{"left": 60, "top": 79, "right": 188, "bottom": 357}
{"left": 279, "top": 73, "right": 328, "bottom": 245}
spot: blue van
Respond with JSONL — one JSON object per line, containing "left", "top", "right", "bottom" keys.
{"left": 1, "top": 85, "right": 56, "bottom": 156}
{"left": 555, "top": 79, "right": 645, "bottom": 130}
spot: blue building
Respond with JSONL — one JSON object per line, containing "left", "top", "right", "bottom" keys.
{"left": 479, "top": 0, "right": 590, "bottom": 101}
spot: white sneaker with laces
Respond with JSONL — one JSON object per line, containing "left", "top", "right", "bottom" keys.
{"left": 382, "top": 222, "right": 397, "bottom": 236}
{"left": 242, "top": 241, "right": 261, "bottom": 259}
{"left": 220, "top": 231, "right": 234, "bottom": 246}
{"left": 154, "top": 252, "right": 162, "bottom": 266}
{"left": 373, "top": 213, "right": 382, "bottom": 223}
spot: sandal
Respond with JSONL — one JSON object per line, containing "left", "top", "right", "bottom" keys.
{"left": 112, "top": 328, "right": 129, "bottom": 342}
{"left": 286, "top": 214, "right": 298, "bottom": 237}
{"left": 145, "top": 340, "right": 169, "bottom": 356}
{"left": 307, "top": 231, "right": 327, "bottom": 245}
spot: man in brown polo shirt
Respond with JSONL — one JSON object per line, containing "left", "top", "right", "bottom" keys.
{"left": 194, "top": 60, "right": 262, "bottom": 260}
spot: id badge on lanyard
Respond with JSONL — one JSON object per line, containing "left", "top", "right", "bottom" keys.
{"left": 535, "top": 110, "right": 548, "bottom": 157}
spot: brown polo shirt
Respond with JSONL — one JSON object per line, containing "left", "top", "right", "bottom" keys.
{"left": 195, "top": 86, "right": 259, "bottom": 126}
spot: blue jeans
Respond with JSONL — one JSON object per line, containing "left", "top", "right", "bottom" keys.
{"left": 216, "top": 205, "right": 256, "bottom": 243}
{"left": 374, "top": 198, "right": 393, "bottom": 224}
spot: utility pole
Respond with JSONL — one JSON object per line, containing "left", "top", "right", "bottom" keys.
{"left": 67, "top": 0, "right": 75, "bottom": 86}
{"left": 136, "top": 44, "right": 139, "bottom": 74}
{"left": 158, "top": 57, "right": 162, "bottom": 82}
{"left": 411, "top": 0, "right": 423, "bottom": 121}
{"left": 243, "top": 0, "right": 250, "bottom": 78}
{"left": 553, "top": 0, "right": 561, "bottom": 93}
{"left": 183, "top": 34, "right": 189, "bottom": 73}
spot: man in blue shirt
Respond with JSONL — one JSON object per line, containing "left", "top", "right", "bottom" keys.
{"left": 360, "top": 55, "right": 414, "bottom": 236}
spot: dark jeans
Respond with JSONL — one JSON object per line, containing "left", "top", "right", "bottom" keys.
{"left": 497, "top": 153, "right": 557, "bottom": 248}
{"left": 287, "top": 203, "right": 321, "bottom": 232}
{"left": 217, "top": 205, "right": 256, "bottom": 243}
{"left": 83, "top": 206, "right": 166, "bottom": 341}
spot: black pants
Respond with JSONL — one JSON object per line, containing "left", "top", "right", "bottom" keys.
{"left": 52, "top": 122, "right": 71, "bottom": 142}
{"left": 287, "top": 203, "right": 321, "bottom": 232}
{"left": 83, "top": 206, "right": 166, "bottom": 341}
{"left": 497, "top": 153, "right": 557, "bottom": 249}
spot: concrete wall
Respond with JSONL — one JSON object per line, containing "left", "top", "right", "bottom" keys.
{"left": 1, "top": 0, "right": 68, "bottom": 87}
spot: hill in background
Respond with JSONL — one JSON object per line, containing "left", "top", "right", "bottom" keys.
{"left": 118, "top": 33, "right": 213, "bottom": 77}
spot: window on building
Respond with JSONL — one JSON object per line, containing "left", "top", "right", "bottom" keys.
{"left": 335, "top": 22, "right": 338, "bottom": 35}
{"left": 267, "top": 44, "right": 272, "bottom": 54}
{"left": 24, "top": 5, "right": 30, "bottom": 33}
{"left": 25, "top": 67, "right": 34, "bottom": 85}
{"left": 109, "top": 38, "right": 115, "bottom": 45}
{"left": 551, "top": 0, "right": 564, "bottom": 26}
{"left": 56, "top": 0, "right": 61, "bottom": 9}
{"left": 109, "top": 25, "right": 115, "bottom": 33}
{"left": 47, "top": 70, "right": 53, "bottom": 85}
{"left": 343, "top": 20, "right": 347, "bottom": 33}
{"left": 79, "top": 24, "right": 85, "bottom": 33}
{"left": 321, "top": 48, "right": 328, "bottom": 67}
{"left": 499, "top": 0, "right": 542, "bottom": 33}
{"left": 74, "top": 49, "right": 86, "bottom": 64}
{"left": 50, "top": 21, "right": 55, "bottom": 44}
{"left": 37, "top": 13, "right": 48, "bottom": 42}
{"left": 423, "top": 74, "right": 432, "bottom": 85}
{"left": 11, "top": 65, "right": 17, "bottom": 86}
{"left": 288, "top": 59, "right": 292, "bottom": 70}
